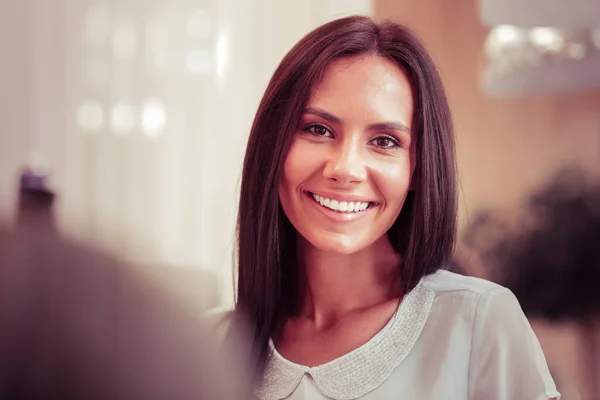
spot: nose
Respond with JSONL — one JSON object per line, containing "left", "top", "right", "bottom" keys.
{"left": 323, "top": 136, "right": 367, "bottom": 185}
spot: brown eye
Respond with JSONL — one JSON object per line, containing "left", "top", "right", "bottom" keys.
{"left": 373, "top": 136, "right": 400, "bottom": 148}
{"left": 306, "top": 124, "right": 333, "bottom": 137}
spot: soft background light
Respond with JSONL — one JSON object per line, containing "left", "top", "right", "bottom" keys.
{"left": 0, "top": 0, "right": 373, "bottom": 308}
{"left": 480, "top": 0, "right": 600, "bottom": 96}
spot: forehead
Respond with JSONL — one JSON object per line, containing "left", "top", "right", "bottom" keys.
{"left": 307, "top": 55, "right": 414, "bottom": 121}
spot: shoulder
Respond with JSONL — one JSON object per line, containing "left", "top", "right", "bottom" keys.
{"left": 204, "top": 305, "right": 237, "bottom": 344}
{"left": 205, "top": 305, "right": 235, "bottom": 326}
{"left": 204, "top": 305, "right": 253, "bottom": 353}
{"left": 420, "top": 269, "right": 527, "bottom": 335}
{"left": 422, "top": 269, "right": 509, "bottom": 297}
{"left": 419, "top": 271, "right": 559, "bottom": 399}
{"left": 203, "top": 306, "right": 256, "bottom": 397}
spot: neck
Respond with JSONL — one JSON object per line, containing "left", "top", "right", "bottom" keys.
{"left": 297, "top": 236, "right": 402, "bottom": 327}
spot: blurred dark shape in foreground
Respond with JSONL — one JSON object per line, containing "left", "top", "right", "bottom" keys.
{"left": 464, "top": 168, "right": 600, "bottom": 398}
{"left": 16, "top": 168, "right": 56, "bottom": 232}
{"left": 0, "top": 227, "right": 252, "bottom": 400}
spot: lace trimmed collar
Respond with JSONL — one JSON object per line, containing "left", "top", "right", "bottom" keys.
{"left": 255, "top": 281, "right": 435, "bottom": 400}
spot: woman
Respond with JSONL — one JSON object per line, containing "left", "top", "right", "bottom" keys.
{"left": 233, "top": 15, "right": 559, "bottom": 399}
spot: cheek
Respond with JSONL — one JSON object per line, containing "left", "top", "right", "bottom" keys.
{"left": 281, "top": 144, "right": 301, "bottom": 194}
{"left": 280, "top": 142, "right": 307, "bottom": 209}
{"left": 281, "top": 139, "right": 322, "bottom": 190}
{"left": 373, "top": 158, "right": 413, "bottom": 207}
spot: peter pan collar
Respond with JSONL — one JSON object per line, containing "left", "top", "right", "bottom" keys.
{"left": 255, "top": 280, "right": 435, "bottom": 400}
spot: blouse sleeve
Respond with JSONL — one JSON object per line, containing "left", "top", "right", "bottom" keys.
{"left": 468, "top": 288, "right": 561, "bottom": 400}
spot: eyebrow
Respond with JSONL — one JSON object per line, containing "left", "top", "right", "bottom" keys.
{"left": 303, "top": 107, "right": 411, "bottom": 134}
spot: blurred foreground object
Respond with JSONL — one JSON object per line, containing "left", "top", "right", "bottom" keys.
{"left": 0, "top": 227, "right": 251, "bottom": 399}
{"left": 478, "top": 0, "right": 600, "bottom": 96}
{"left": 16, "top": 168, "right": 56, "bottom": 232}
{"left": 465, "top": 169, "right": 600, "bottom": 399}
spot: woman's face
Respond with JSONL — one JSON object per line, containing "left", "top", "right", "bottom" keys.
{"left": 279, "top": 55, "right": 416, "bottom": 255}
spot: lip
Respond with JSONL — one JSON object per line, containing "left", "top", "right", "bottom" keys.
{"left": 304, "top": 191, "right": 376, "bottom": 223}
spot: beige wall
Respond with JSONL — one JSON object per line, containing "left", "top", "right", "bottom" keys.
{"left": 375, "top": 0, "right": 600, "bottom": 235}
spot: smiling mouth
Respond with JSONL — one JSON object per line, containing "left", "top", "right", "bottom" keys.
{"left": 307, "top": 192, "right": 376, "bottom": 213}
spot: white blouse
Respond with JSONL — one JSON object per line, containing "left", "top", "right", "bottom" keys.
{"left": 254, "top": 270, "right": 560, "bottom": 400}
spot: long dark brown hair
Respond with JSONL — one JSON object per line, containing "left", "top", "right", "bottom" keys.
{"left": 236, "top": 16, "right": 456, "bottom": 369}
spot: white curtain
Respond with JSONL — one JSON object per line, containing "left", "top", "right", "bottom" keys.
{"left": 0, "top": 0, "right": 372, "bottom": 306}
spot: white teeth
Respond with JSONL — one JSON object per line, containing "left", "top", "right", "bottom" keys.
{"left": 311, "top": 194, "right": 370, "bottom": 213}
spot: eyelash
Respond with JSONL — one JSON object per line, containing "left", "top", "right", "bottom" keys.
{"left": 304, "top": 124, "right": 333, "bottom": 138}
{"left": 302, "top": 123, "right": 403, "bottom": 149}
{"left": 373, "top": 135, "right": 402, "bottom": 149}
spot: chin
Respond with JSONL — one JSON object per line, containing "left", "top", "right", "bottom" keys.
{"left": 304, "top": 232, "right": 370, "bottom": 255}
